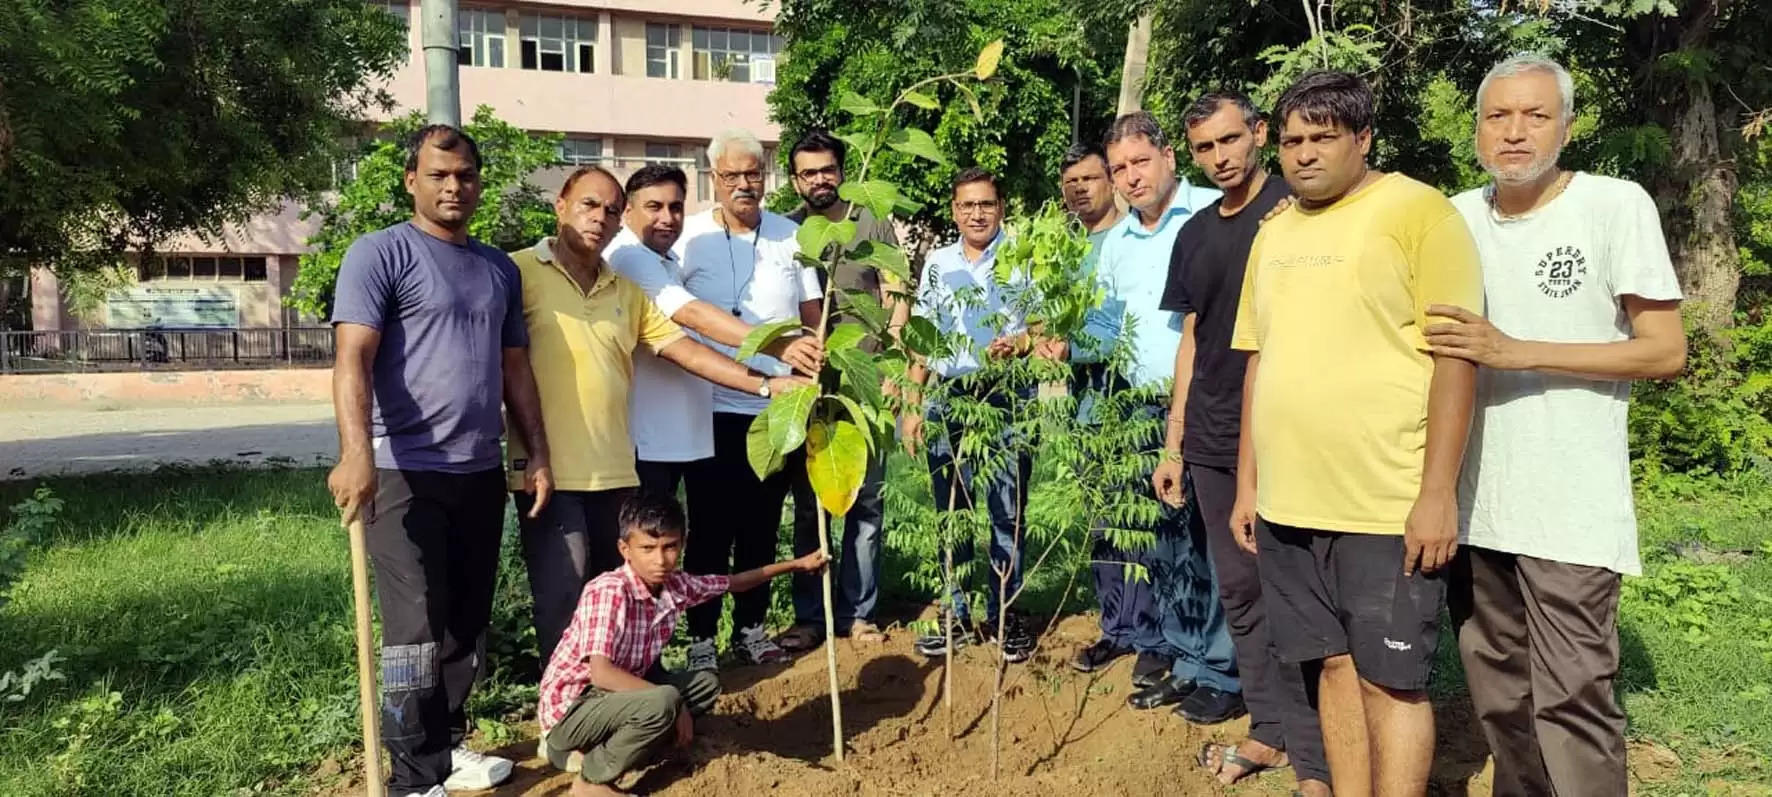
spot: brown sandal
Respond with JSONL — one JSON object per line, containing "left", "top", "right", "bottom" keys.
{"left": 774, "top": 624, "right": 824, "bottom": 651}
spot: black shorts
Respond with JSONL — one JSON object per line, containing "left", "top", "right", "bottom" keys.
{"left": 1256, "top": 519, "right": 1445, "bottom": 691}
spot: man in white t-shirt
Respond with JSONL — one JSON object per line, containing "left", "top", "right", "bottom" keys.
{"left": 668, "top": 129, "right": 822, "bottom": 673}
{"left": 1427, "top": 55, "right": 1686, "bottom": 797}
{"left": 605, "top": 164, "right": 821, "bottom": 541}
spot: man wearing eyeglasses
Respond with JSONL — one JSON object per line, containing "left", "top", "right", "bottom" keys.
{"left": 673, "top": 129, "right": 823, "bottom": 673}
{"left": 776, "top": 129, "right": 904, "bottom": 652}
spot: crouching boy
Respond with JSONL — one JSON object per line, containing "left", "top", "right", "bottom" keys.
{"left": 536, "top": 491, "right": 827, "bottom": 795}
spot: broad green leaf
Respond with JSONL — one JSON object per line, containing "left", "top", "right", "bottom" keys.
{"left": 832, "top": 220, "right": 858, "bottom": 248}
{"left": 746, "top": 412, "right": 784, "bottom": 479}
{"left": 956, "top": 83, "right": 984, "bottom": 123}
{"left": 796, "top": 215, "right": 857, "bottom": 260}
{"left": 850, "top": 240, "right": 911, "bottom": 284}
{"left": 837, "top": 180, "right": 902, "bottom": 225}
{"left": 839, "top": 289, "right": 888, "bottom": 332}
{"left": 836, "top": 130, "right": 875, "bottom": 158}
{"left": 828, "top": 393, "right": 871, "bottom": 433}
{"left": 832, "top": 347, "right": 883, "bottom": 409}
{"left": 902, "top": 89, "right": 939, "bottom": 110}
{"left": 902, "top": 316, "right": 942, "bottom": 356}
{"left": 886, "top": 128, "right": 949, "bottom": 166}
{"left": 766, "top": 384, "right": 818, "bottom": 453}
{"left": 974, "top": 40, "right": 1005, "bottom": 80}
{"left": 891, "top": 195, "right": 925, "bottom": 216}
{"left": 736, "top": 318, "right": 803, "bottom": 362}
{"left": 827, "top": 322, "right": 866, "bottom": 353}
{"left": 838, "top": 90, "right": 884, "bottom": 117}
{"left": 805, "top": 417, "right": 869, "bottom": 516}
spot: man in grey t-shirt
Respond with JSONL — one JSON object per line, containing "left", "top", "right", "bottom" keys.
{"left": 327, "top": 125, "right": 553, "bottom": 796}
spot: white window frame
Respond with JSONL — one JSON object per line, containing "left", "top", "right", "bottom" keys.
{"left": 646, "top": 22, "right": 681, "bottom": 79}
{"left": 691, "top": 25, "right": 781, "bottom": 83}
{"left": 520, "top": 13, "right": 595, "bottom": 73}
{"left": 457, "top": 8, "right": 505, "bottom": 69}
{"left": 558, "top": 138, "right": 604, "bottom": 166}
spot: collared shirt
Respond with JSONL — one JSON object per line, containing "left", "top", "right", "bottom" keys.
{"left": 913, "top": 230, "right": 1025, "bottom": 379}
{"left": 505, "top": 237, "right": 685, "bottom": 491}
{"left": 606, "top": 227, "right": 715, "bottom": 462}
{"left": 538, "top": 564, "right": 730, "bottom": 732}
{"left": 1075, "top": 180, "right": 1222, "bottom": 387}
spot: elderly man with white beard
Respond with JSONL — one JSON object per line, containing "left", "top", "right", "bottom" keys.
{"left": 1426, "top": 55, "right": 1687, "bottom": 797}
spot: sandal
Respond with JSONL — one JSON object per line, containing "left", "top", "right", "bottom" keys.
{"left": 774, "top": 623, "right": 824, "bottom": 652}
{"left": 1196, "top": 741, "right": 1287, "bottom": 785}
{"left": 843, "top": 620, "right": 888, "bottom": 643}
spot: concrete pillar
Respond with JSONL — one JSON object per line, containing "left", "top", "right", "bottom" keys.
{"left": 597, "top": 11, "right": 613, "bottom": 76}
{"left": 29, "top": 268, "right": 66, "bottom": 331}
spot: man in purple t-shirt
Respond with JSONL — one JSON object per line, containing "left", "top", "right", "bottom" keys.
{"left": 327, "top": 125, "right": 553, "bottom": 797}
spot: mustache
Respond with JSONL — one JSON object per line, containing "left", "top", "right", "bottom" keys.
{"left": 732, "top": 188, "right": 760, "bottom": 200}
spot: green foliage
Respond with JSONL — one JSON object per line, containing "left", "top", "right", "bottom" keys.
{"left": 1632, "top": 316, "right": 1772, "bottom": 479}
{"left": 286, "top": 106, "right": 561, "bottom": 319}
{"left": 1, "top": 487, "right": 62, "bottom": 611}
{"left": 0, "top": 0, "right": 407, "bottom": 266}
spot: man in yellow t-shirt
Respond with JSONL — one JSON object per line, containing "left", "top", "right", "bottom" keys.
{"left": 1226, "top": 72, "right": 1482, "bottom": 796}
{"left": 507, "top": 166, "right": 806, "bottom": 666}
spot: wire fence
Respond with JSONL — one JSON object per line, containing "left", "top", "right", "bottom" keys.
{"left": 0, "top": 328, "right": 334, "bottom": 373}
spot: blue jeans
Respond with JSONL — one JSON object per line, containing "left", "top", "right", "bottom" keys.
{"left": 925, "top": 393, "right": 1033, "bottom": 625}
{"left": 791, "top": 455, "right": 887, "bottom": 627}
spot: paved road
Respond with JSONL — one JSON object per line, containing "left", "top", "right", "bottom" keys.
{"left": 1, "top": 402, "right": 337, "bottom": 479}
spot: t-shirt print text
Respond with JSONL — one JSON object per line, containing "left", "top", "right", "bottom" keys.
{"left": 1271, "top": 254, "right": 1346, "bottom": 270}
{"left": 1533, "top": 244, "right": 1589, "bottom": 299}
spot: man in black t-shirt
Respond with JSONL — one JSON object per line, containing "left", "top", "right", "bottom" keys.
{"left": 1155, "top": 92, "right": 1328, "bottom": 796}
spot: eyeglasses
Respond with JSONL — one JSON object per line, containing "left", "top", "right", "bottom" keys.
{"left": 794, "top": 165, "right": 841, "bottom": 181}
{"left": 715, "top": 170, "right": 765, "bottom": 186}
{"left": 954, "top": 199, "right": 1000, "bottom": 216}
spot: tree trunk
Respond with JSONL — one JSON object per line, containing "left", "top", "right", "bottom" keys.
{"left": 1115, "top": 12, "right": 1153, "bottom": 115}
{"left": 1655, "top": 79, "right": 1741, "bottom": 333}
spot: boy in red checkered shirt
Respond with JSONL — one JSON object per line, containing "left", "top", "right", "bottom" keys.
{"left": 538, "top": 491, "right": 826, "bottom": 795}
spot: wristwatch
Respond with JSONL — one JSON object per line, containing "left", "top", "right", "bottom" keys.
{"left": 755, "top": 376, "right": 772, "bottom": 398}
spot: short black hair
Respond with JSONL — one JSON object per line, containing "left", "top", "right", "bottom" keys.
{"left": 404, "top": 124, "right": 482, "bottom": 172}
{"left": 1059, "top": 142, "right": 1107, "bottom": 174}
{"left": 619, "top": 491, "right": 686, "bottom": 541}
{"left": 789, "top": 129, "right": 846, "bottom": 173}
{"left": 1102, "top": 111, "right": 1171, "bottom": 153}
{"left": 559, "top": 165, "right": 622, "bottom": 199}
{"left": 1272, "top": 71, "right": 1374, "bottom": 135}
{"left": 950, "top": 167, "right": 999, "bottom": 200}
{"left": 624, "top": 163, "right": 688, "bottom": 196}
{"left": 1182, "top": 91, "right": 1264, "bottom": 133}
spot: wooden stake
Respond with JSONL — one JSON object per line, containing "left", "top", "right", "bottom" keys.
{"left": 346, "top": 517, "right": 385, "bottom": 797}
{"left": 819, "top": 509, "right": 845, "bottom": 762}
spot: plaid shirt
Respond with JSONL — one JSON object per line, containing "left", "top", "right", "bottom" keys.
{"left": 537, "top": 564, "right": 730, "bottom": 732}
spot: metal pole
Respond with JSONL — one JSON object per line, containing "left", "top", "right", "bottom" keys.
{"left": 420, "top": 0, "right": 461, "bottom": 127}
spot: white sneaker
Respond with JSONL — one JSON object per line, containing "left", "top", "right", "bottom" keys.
{"left": 687, "top": 637, "right": 718, "bottom": 672}
{"left": 737, "top": 624, "right": 787, "bottom": 664}
{"left": 399, "top": 787, "right": 447, "bottom": 797}
{"left": 443, "top": 746, "right": 513, "bottom": 790}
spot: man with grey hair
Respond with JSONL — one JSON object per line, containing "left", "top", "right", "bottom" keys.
{"left": 1428, "top": 54, "right": 1687, "bottom": 796}
{"left": 673, "top": 128, "right": 823, "bottom": 672}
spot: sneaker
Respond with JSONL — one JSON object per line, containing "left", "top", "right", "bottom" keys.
{"left": 736, "top": 624, "right": 788, "bottom": 664}
{"left": 915, "top": 617, "right": 978, "bottom": 658}
{"left": 399, "top": 787, "right": 447, "bottom": 797}
{"left": 686, "top": 636, "right": 718, "bottom": 672}
{"left": 979, "top": 613, "right": 1036, "bottom": 663}
{"left": 1071, "top": 638, "right": 1133, "bottom": 672}
{"left": 443, "top": 747, "right": 513, "bottom": 790}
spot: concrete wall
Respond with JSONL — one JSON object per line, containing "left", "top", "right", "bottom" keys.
{"left": 0, "top": 368, "right": 332, "bottom": 406}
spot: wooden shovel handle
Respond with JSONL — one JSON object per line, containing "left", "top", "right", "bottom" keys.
{"left": 346, "top": 517, "right": 385, "bottom": 797}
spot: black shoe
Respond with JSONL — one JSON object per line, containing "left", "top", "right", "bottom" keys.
{"left": 1174, "top": 686, "right": 1248, "bottom": 725}
{"left": 1071, "top": 638, "right": 1133, "bottom": 672}
{"left": 1131, "top": 651, "right": 1169, "bottom": 688}
{"left": 915, "top": 619, "right": 977, "bottom": 658}
{"left": 1127, "top": 677, "right": 1197, "bottom": 710}
{"left": 979, "top": 613, "right": 1037, "bottom": 663}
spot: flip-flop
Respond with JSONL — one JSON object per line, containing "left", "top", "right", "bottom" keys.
{"left": 844, "top": 620, "right": 888, "bottom": 643}
{"left": 774, "top": 624, "right": 824, "bottom": 652}
{"left": 1196, "top": 741, "right": 1286, "bottom": 785}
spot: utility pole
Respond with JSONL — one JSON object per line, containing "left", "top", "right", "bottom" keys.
{"left": 420, "top": 0, "right": 461, "bottom": 127}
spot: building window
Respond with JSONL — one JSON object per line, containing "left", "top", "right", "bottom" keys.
{"left": 371, "top": 0, "right": 409, "bottom": 28}
{"left": 691, "top": 26, "right": 781, "bottom": 83}
{"left": 520, "top": 13, "right": 594, "bottom": 73}
{"left": 558, "top": 138, "right": 604, "bottom": 166}
{"left": 644, "top": 142, "right": 683, "bottom": 166}
{"left": 143, "top": 256, "right": 269, "bottom": 283}
{"left": 646, "top": 23, "right": 681, "bottom": 79}
{"left": 457, "top": 8, "right": 505, "bottom": 68}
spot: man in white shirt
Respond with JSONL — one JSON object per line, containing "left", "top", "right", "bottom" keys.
{"left": 665, "top": 130, "right": 822, "bottom": 673}
{"left": 1427, "top": 54, "right": 1686, "bottom": 797}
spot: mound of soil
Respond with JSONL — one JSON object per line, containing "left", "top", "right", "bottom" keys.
{"left": 321, "top": 613, "right": 1512, "bottom": 795}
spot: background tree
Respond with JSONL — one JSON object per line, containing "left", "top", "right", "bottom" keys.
{"left": 0, "top": 0, "right": 407, "bottom": 282}
{"left": 286, "top": 107, "right": 559, "bottom": 319}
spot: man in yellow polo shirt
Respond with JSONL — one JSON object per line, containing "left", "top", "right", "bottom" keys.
{"left": 1227, "top": 71, "right": 1482, "bottom": 796}
{"left": 507, "top": 166, "right": 806, "bottom": 666}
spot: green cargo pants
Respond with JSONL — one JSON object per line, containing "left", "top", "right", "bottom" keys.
{"left": 542, "top": 668, "right": 721, "bottom": 785}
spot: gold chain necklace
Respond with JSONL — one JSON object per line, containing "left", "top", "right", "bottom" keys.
{"left": 1489, "top": 170, "right": 1572, "bottom": 220}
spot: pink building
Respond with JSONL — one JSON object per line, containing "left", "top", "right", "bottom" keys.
{"left": 31, "top": 0, "right": 783, "bottom": 332}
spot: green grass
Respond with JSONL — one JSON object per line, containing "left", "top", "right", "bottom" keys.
{"left": 1, "top": 464, "right": 1768, "bottom": 795}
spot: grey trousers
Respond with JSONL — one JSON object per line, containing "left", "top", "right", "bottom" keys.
{"left": 1450, "top": 546, "right": 1627, "bottom": 797}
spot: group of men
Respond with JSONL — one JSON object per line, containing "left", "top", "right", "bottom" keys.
{"left": 328, "top": 51, "right": 1683, "bottom": 797}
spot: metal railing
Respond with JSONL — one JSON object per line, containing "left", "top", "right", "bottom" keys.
{"left": 0, "top": 328, "right": 334, "bottom": 373}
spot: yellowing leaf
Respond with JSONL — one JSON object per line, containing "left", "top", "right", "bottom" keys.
{"left": 974, "top": 40, "right": 1005, "bottom": 80}
{"left": 806, "top": 418, "right": 868, "bottom": 516}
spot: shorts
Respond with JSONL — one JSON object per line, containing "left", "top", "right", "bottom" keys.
{"left": 1256, "top": 519, "right": 1445, "bottom": 691}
